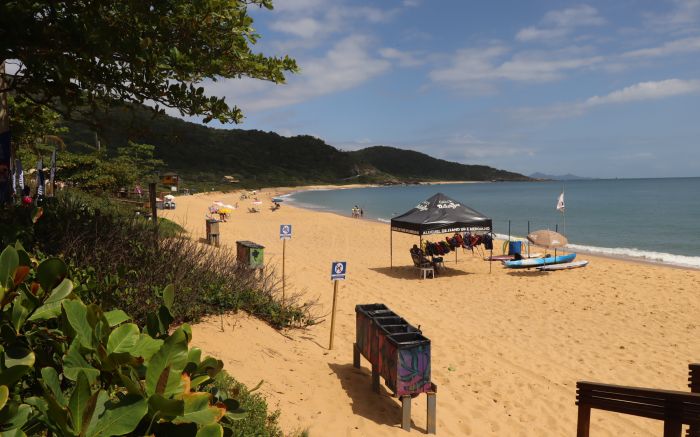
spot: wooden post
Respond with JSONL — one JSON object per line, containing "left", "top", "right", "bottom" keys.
{"left": 352, "top": 343, "right": 360, "bottom": 368}
{"left": 427, "top": 390, "right": 437, "bottom": 434}
{"left": 401, "top": 395, "right": 411, "bottom": 431}
{"left": 282, "top": 238, "right": 286, "bottom": 306}
{"left": 576, "top": 403, "right": 591, "bottom": 437}
{"left": 372, "top": 363, "right": 380, "bottom": 393}
{"left": 688, "top": 364, "right": 700, "bottom": 437}
{"left": 328, "top": 280, "right": 339, "bottom": 350}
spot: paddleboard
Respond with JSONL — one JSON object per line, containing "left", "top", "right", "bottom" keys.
{"left": 485, "top": 253, "right": 543, "bottom": 261}
{"left": 502, "top": 253, "right": 576, "bottom": 269}
{"left": 537, "top": 260, "right": 589, "bottom": 271}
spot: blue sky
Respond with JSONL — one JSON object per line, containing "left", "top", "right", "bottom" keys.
{"left": 201, "top": 0, "right": 700, "bottom": 178}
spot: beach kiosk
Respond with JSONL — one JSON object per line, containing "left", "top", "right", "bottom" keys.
{"left": 389, "top": 192, "right": 493, "bottom": 271}
{"left": 236, "top": 241, "right": 265, "bottom": 270}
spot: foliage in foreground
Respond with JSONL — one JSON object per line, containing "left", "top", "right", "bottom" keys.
{"left": 0, "top": 191, "right": 317, "bottom": 329}
{"left": 0, "top": 244, "right": 248, "bottom": 436}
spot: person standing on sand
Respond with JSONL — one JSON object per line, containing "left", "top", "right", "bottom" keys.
{"left": 360, "top": 208, "right": 364, "bottom": 218}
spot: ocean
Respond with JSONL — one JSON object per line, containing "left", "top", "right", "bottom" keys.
{"left": 285, "top": 178, "right": 700, "bottom": 269}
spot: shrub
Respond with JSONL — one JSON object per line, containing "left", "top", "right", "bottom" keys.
{"left": 0, "top": 191, "right": 317, "bottom": 329}
{"left": 0, "top": 243, "right": 249, "bottom": 436}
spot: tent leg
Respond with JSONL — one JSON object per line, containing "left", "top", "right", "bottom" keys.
{"left": 390, "top": 227, "right": 393, "bottom": 269}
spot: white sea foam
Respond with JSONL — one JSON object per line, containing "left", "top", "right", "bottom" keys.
{"left": 566, "top": 244, "right": 700, "bottom": 269}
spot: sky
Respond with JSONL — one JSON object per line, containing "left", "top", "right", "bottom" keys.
{"left": 199, "top": 0, "right": 700, "bottom": 178}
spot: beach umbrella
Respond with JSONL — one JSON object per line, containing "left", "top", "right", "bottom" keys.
{"left": 527, "top": 230, "right": 568, "bottom": 249}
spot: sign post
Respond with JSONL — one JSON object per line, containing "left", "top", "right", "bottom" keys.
{"left": 279, "top": 225, "right": 292, "bottom": 305}
{"left": 329, "top": 261, "right": 346, "bottom": 350}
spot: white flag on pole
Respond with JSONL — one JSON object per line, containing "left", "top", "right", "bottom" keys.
{"left": 556, "top": 192, "right": 565, "bottom": 212}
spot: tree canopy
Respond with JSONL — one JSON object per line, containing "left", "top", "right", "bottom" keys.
{"left": 0, "top": 0, "right": 297, "bottom": 124}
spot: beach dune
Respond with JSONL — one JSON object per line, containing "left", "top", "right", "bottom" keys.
{"left": 162, "top": 189, "right": 700, "bottom": 436}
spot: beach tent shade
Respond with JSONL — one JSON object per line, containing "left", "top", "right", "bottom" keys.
{"left": 390, "top": 193, "right": 492, "bottom": 235}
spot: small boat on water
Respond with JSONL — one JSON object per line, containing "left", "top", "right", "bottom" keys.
{"left": 502, "top": 253, "right": 576, "bottom": 269}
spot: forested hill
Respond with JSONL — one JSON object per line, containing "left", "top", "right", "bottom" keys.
{"left": 61, "top": 105, "right": 530, "bottom": 186}
{"left": 350, "top": 146, "right": 528, "bottom": 182}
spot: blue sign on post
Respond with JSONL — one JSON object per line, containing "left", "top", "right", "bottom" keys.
{"left": 280, "top": 224, "right": 292, "bottom": 240}
{"left": 331, "top": 261, "right": 347, "bottom": 280}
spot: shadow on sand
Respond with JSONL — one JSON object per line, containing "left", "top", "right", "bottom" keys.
{"left": 328, "top": 362, "right": 425, "bottom": 431}
{"left": 370, "top": 265, "right": 470, "bottom": 279}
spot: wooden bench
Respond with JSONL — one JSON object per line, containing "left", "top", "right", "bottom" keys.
{"left": 576, "top": 381, "right": 700, "bottom": 437}
{"left": 687, "top": 363, "right": 700, "bottom": 436}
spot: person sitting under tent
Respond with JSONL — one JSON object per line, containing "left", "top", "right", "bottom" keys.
{"left": 410, "top": 245, "right": 441, "bottom": 274}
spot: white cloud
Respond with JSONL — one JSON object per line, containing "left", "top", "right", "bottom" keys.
{"left": 207, "top": 35, "right": 391, "bottom": 112}
{"left": 643, "top": 0, "right": 700, "bottom": 33}
{"left": 513, "top": 78, "right": 700, "bottom": 121}
{"left": 516, "top": 5, "right": 605, "bottom": 42}
{"left": 269, "top": 17, "right": 324, "bottom": 39}
{"left": 379, "top": 47, "right": 424, "bottom": 67}
{"left": 622, "top": 36, "right": 700, "bottom": 58}
{"left": 429, "top": 45, "right": 603, "bottom": 89}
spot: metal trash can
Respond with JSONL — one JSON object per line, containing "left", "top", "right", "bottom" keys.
{"left": 206, "top": 219, "right": 220, "bottom": 246}
{"left": 379, "top": 332, "right": 432, "bottom": 397}
{"left": 236, "top": 241, "right": 265, "bottom": 269}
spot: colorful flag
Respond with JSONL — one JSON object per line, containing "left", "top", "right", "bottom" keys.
{"left": 556, "top": 192, "right": 565, "bottom": 212}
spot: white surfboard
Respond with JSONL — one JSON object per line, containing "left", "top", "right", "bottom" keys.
{"left": 537, "top": 260, "right": 589, "bottom": 271}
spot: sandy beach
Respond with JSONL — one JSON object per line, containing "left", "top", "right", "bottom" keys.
{"left": 161, "top": 188, "right": 700, "bottom": 436}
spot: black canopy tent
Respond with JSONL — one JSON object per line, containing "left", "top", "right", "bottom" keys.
{"left": 390, "top": 193, "right": 493, "bottom": 270}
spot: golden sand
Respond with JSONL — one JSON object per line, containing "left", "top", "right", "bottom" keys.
{"left": 161, "top": 188, "right": 700, "bottom": 436}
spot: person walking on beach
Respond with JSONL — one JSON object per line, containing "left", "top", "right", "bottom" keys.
{"left": 360, "top": 208, "right": 364, "bottom": 218}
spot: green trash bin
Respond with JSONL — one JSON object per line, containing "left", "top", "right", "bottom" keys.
{"left": 236, "top": 241, "right": 265, "bottom": 269}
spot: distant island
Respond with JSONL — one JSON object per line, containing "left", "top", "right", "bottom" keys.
{"left": 529, "top": 172, "right": 593, "bottom": 181}
{"left": 60, "top": 104, "right": 531, "bottom": 188}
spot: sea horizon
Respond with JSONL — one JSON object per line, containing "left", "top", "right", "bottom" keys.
{"left": 284, "top": 177, "right": 700, "bottom": 269}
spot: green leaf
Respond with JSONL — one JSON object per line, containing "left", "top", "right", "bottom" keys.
{"left": 104, "top": 310, "right": 130, "bottom": 327}
{"left": 131, "top": 334, "right": 163, "bottom": 360}
{"left": 0, "top": 366, "right": 31, "bottom": 386}
{"left": 190, "top": 375, "right": 211, "bottom": 390}
{"left": 0, "top": 385, "right": 8, "bottom": 410}
{"left": 163, "top": 284, "right": 175, "bottom": 312}
{"left": 172, "top": 392, "right": 224, "bottom": 426}
{"left": 148, "top": 393, "right": 184, "bottom": 417}
{"left": 145, "top": 329, "right": 188, "bottom": 397}
{"left": 27, "top": 300, "right": 62, "bottom": 321}
{"left": 82, "top": 389, "right": 108, "bottom": 436}
{"left": 41, "top": 367, "right": 66, "bottom": 406}
{"left": 106, "top": 323, "right": 139, "bottom": 355}
{"left": 86, "top": 395, "right": 147, "bottom": 437}
{"left": 63, "top": 339, "right": 100, "bottom": 384}
{"left": 0, "top": 246, "right": 19, "bottom": 291}
{"left": 4, "top": 344, "right": 35, "bottom": 368}
{"left": 196, "top": 423, "right": 224, "bottom": 437}
{"left": 2, "top": 403, "right": 32, "bottom": 431}
{"left": 10, "top": 294, "right": 30, "bottom": 333}
{"left": 187, "top": 347, "right": 202, "bottom": 366}
{"left": 63, "top": 299, "right": 94, "bottom": 350}
{"left": 69, "top": 371, "right": 91, "bottom": 434}
{"left": 36, "top": 258, "right": 68, "bottom": 293}
{"left": 44, "top": 278, "right": 74, "bottom": 303}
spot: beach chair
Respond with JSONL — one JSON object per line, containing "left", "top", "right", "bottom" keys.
{"left": 411, "top": 253, "right": 435, "bottom": 279}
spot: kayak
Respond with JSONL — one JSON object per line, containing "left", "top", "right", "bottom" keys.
{"left": 537, "top": 260, "right": 589, "bottom": 271}
{"left": 485, "top": 253, "right": 543, "bottom": 261}
{"left": 502, "top": 253, "right": 576, "bottom": 269}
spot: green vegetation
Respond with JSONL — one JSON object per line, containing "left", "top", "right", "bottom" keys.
{"left": 58, "top": 103, "right": 530, "bottom": 188}
{"left": 350, "top": 146, "right": 529, "bottom": 182}
{"left": 0, "top": 244, "right": 284, "bottom": 436}
{"left": 0, "top": 191, "right": 316, "bottom": 329}
{"left": 1, "top": 0, "right": 296, "bottom": 125}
